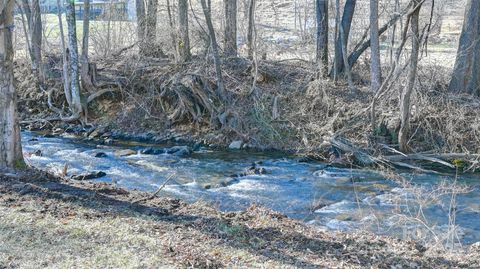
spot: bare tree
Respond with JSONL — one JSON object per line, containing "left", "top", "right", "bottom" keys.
{"left": 224, "top": 0, "right": 237, "bottom": 57}
{"left": 65, "top": 0, "right": 85, "bottom": 118}
{"left": 136, "top": 0, "right": 147, "bottom": 55}
{"left": 370, "top": 0, "right": 382, "bottom": 91}
{"left": 200, "top": 0, "right": 226, "bottom": 99}
{"left": 145, "top": 0, "right": 158, "bottom": 46}
{"left": 81, "top": 0, "right": 95, "bottom": 91}
{"left": 315, "top": 0, "right": 328, "bottom": 77}
{"left": 246, "top": 0, "right": 255, "bottom": 59}
{"left": 332, "top": 0, "right": 356, "bottom": 78}
{"left": 21, "top": 0, "right": 43, "bottom": 83}
{"left": 0, "top": 0, "right": 25, "bottom": 169}
{"left": 177, "top": 0, "right": 191, "bottom": 62}
{"left": 56, "top": 0, "right": 71, "bottom": 107}
{"left": 399, "top": 0, "right": 423, "bottom": 152}
{"left": 449, "top": 0, "right": 480, "bottom": 96}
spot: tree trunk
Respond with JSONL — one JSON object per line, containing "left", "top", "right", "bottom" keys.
{"left": 246, "top": 0, "right": 255, "bottom": 59}
{"left": 0, "top": 0, "right": 25, "bottom": 169}
{"left": 136, "top": 0, "right": 147, "bottom": 55}
{"left": 56, "top": 0, "right": 71, "bottom": 107}
{"left": 177, "top": 0, "right": 191, "bottom": 62}
{"left": 332, "top": 0, "right": 356, "bottom": 78}
{"left": 369, "top": 0, "right": 381, "bottom": 91}
{"left": 145, "top": 0, "right": 158, "bottom": 45}
{"left": 449, "top": 0, "right": 480, "bottom": 96}
{"left": 81, "top": 0, "right": 94, "bottom": 91}
{"left": 200, "top": 0, "right": 226, "bottom": 99}
{"left": 224, "top": 0, "right": 237, "bottom": 57}
{"left": 21, "top": 0, "right": 43, "bottom": 83}
{"left": 315, "top": 0, "right": 328, "bottom": 77}
{"left": 65, "top": 0, "right": 83, "bottom": 116}
{"left": 398, "top": 0, "right": 422, "bottom": 152}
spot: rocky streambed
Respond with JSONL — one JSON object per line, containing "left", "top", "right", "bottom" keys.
{"left": 21, "top": 131, "right": 480, "bottom": 247}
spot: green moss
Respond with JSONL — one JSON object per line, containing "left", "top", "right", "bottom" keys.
{"left": 14, "top": 158, "right": 27, "bottom": 170}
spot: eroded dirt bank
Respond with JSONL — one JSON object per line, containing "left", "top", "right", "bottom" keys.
{"left": 0, "top": 171, "right": 479, "bottom": 268}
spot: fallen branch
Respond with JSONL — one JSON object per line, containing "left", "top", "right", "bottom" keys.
{"left": 132, "top": 174, "right": 175, "bottom": 204}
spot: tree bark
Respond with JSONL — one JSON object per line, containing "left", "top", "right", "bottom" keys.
{"left": 315, "top": 0, "right": 328, "bottom": 77}
{"left": 136, "top": 0, "right": 147, "bottom": 55}
{"left": 21, "top": 0, "right": 43, "bottom": 83}
{"left": 332, "top": 0, "right": 356, "bottom": 78}
{"left": 246, "top": 0, "right": 255, "bottom": 59}
{"left": 81, "top": 0, "right": 95, "bottom": 91}
{"left": 56, "top": 0, "right": 71, "bottom": 107}
{"left": 200, "top": 0, "right": 226, "bottom": 99}
{"left": 224, "top": 0, "right": 237, "bottom": 57}
{"left": 369, "top": 0, "right": 381, "bottom": 91}
{"left": 0, "top": 0, "right": 25, "bottom": 169}
{"left": 449, "top": 0, "right": 480, "bottom": 96}
{"left": 65, "top": 0, "right": 84, "bottom": 116}
{"left": 399, "top": 0, "right": 422, "bottom": 152}
{"left": 145, "top": 0, "right": 158, "bottom": 45}
{"left": 177, "top": 0, "right": 191, "bottom": 62}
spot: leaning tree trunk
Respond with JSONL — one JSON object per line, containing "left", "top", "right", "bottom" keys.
{"left": 224, "top": 0, "right": 237, "bottom": 57}
{"left": 177, "top": 0, "right": 191, "bottom": 62}
{"left": 399, "top": 0, "right": 422, "bottom": 152}
{"left": 332, "top": 0, "right": 356, "bottom": 78}
{"left": 0, "top": 0, "right": 25, "bottom": 169}
{"left": 449, "top": 0, "right": 480, "bottom": 96}
{"left": 369, "top": 0, "right": 381, "bottom": 92}
{"left": 65, "top": 0, "right": 84, "bottom": 116}
{"left": 315, "top": 0, "right": 328, "bottom": 77}
{"left": 201, "top": 0, "right": 226, "bottom": 99}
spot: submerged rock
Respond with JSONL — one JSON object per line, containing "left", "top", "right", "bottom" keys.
{"left": 114, "top": 149, "right": 137, "bottom": 157}
{"left": 71, "top": 171, "right": 107, "bottom": 180}
{"left": 229, "top": 140, "right": 243, "bottom": 150}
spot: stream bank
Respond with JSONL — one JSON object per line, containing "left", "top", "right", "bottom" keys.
{"left": 1, "top": 171, "right": 479, "bottom": 268}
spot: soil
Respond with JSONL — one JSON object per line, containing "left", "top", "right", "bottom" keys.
{"left": 1, "top": 170, "right": 478, "bottom": 268}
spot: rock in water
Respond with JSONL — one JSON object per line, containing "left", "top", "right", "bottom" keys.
{"left": 114, "top": 149, "right": 137, "bottom": 157}
{"left": 71, "top": 171, "right": 107, "bottom": 180}
{"left": 167, "top": 146, "right": 191, "bottom": 157}
{"left": 229, "top": 140, "right": 243, "bottom": 150}
{"left": 94, "top": 152, "right": 108, "bottom": 158}
{"left": 140, "top": 147, "right": 165, "bottom": 155}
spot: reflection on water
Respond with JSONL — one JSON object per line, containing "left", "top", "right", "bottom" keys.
{"left": 22, "top": 132, "right": 480, "bottom": 245}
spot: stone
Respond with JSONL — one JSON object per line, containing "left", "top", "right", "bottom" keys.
{"left": 166, "top": 146, "right": 191, "bottom": 157}
{"left": 94, "top": 152, "right": 108, "bottom": 158}
{"left": 141, "top": 147, "right": 165, "bottom": 155}
{"left": 88, "top": 129, "right": 102, "bottom": 139}
{"left": 71, "top": 171, "right": 107, "bottom": 180}
{"left": 229, "top": 140, "right": 243, "bottom": 150}
{"left": 114, "top": 149, "right": 137, "bottom": 157}
{"left": 103, "top": 138, "right": 114, "bottom": 145}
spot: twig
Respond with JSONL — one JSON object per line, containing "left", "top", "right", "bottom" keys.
{"left": 132, "top": 174, "right": 175, "bottom": 204}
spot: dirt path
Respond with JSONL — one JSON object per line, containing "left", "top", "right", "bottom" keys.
{"left": 0, "top": 171, "right": 478, "bottom": 268}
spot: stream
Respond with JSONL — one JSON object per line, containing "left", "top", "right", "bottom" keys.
{"left": 22, "top": 131, "right": 480, "bottom": 246}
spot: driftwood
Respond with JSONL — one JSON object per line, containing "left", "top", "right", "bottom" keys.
{"left": 330, "top": 136, "right": 478, "bottom": 172}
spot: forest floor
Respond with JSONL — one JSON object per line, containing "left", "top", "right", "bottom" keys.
{"left": 1, "top": 170, "right": 479, "bottom": 269}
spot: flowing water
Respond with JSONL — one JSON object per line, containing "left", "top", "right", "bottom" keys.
{"left": 22, "top": 132, "right": 480, "bottom": 246}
